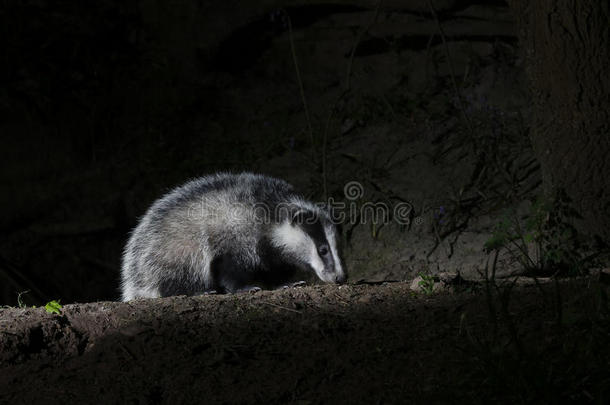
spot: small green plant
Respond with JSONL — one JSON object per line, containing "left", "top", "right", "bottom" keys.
{"left": 44, "top": 300, "right": 62, "bottom": 315}
{"left": 484, "top": 190, "right": 597, "bottom": 276}
{"left": 418, "top": 273, "right": 436, "bottom": 295}
{"left": 17, "top": 290, "right": 31, "bottom": 308}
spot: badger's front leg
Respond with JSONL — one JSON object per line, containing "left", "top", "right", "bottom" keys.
{"left": 210, "top": 254, "right": 262, "bottom": 293}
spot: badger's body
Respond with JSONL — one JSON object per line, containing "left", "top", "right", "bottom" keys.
{"left": 120, "top": 172, "right": 345, "bottom": 301}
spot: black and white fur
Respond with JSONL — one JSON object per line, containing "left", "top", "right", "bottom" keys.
{"left": 120, "top": 172, "right": 346, "bottom": 301}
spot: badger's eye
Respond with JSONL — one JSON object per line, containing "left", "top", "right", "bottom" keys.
{"left": 318, "top": 246, "right": 329, "bottom": 256}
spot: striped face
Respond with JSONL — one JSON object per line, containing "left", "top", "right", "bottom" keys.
{"left": 272, "top": 209, "right": 346, "bottom": 284}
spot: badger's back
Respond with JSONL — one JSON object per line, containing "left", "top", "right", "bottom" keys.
{"left": 120, "top": 173, "right": 303, "bottom": 300}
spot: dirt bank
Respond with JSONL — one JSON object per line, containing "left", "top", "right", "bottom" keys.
{"left": 1, "top": 280, "right": 608, "bottom": 404}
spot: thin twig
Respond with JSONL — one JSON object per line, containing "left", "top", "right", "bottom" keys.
{"left": 345, "top": 0, "right": 383, "bottom": 92}
{"left": 321, "top": 0, "right": 384, "bottom": 200}
{"left": 321, "top": 91, "right": 348, "bottom": 200}
{"left": 286, "top": 11, "right": 315, "bottom": 160}
{"left": 425, "top": 0, "right": 475, "bottom": 142}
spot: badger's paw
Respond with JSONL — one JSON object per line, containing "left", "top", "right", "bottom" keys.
{"left": 236, "top": 286, "right": 262, "bottom": 293}
{"left": 195, "top": 290, "right": 218, "bottom": 295}
{"left": 282, "top": 280, "right": 306, "bottom": 289}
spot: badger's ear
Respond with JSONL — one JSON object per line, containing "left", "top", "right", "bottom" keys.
{"left": 291, "top": 209, "right": 316, "bottom": 226}
{"left": 290, "top": 210, "right": 305, "bottom": 226}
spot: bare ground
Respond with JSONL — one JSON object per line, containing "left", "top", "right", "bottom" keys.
{"left": 1, "top": 279, "right": 609, "bottom": 404}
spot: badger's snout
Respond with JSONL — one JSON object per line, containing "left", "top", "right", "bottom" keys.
{"left": 317, "top": 268, "right": 346, "bottom": 284}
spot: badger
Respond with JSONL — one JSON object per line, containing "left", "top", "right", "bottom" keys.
{"left": 120, "top": 172, "right": 346, "bottom": 301}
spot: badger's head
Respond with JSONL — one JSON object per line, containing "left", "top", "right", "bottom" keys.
{"left": 271, "top": 205, "right": 346, "bottom": 284}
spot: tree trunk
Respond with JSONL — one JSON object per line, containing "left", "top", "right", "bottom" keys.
{"left": 506, "top": 0, "right": 610, "bottom": 243}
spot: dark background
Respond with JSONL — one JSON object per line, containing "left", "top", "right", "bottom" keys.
{"left": 0, "top": 0, "right": 537, "bottom": 305}
{"left": 2, "top": 2, "right": 610, "bottom": 402}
